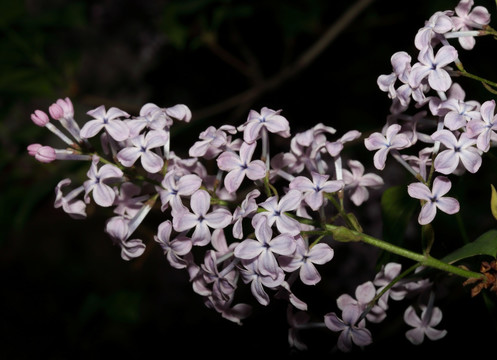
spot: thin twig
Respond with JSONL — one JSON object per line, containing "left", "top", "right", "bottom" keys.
{"left": 192, "top": 0, "right": 375, "bottom": 121}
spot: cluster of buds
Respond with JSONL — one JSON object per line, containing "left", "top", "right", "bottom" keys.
{"left": 27, "top": 0, "right": 496, "bottom": 353}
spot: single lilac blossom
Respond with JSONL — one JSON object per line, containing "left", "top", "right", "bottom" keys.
{"left": 80, "top": 105, "right": 130, "bottom": 141}
{"left": 105, "top": 216, "right": 146, "bottom": 261}
{"left": 439, "top": 98, "right": 481, "bottom": 130}
{"left": 466, "top": 99, "right": 497, "bottom": 152}
{"left": 253, "top": 189, "right": 302, "bottom": 236}
{"left": 279, "top": 236, "right": 334, "bottom": 285}
{"left": 364, "top": 124, "right": 411, "bottom": 170}
{"left": 83, "top": 156, "right": 123, "bottom": 207}
{"left": 117, "top": 130, "right": 168, "bottom": 173}
{"left": 342, "top": 160, "right": 384, "bottom": 206}
{"left": 324, "top": 306, "right": 373, "bottom": 352}
{"left": 154, "top": 220, "right": 192, "bottom": 269}
{"left": 450, "top": 0, "right": 491, "bottom": 50}
{"left": 336, "top": 281, "right": 386, "bottom": 323}
{"left": 158, "top": 171, "right": 202, "bottom": 212}
{"left": 217, "top": 141, "right": 267, "bottom": 193}
{"left": 431, "top": 129, "right": 481, "bottom": 174}
{"left": 238, "top": 107, "right": 291, "bottom": 144}
{"left": 409, "top": 45, "right": 458, "bottom": 92}
{"left": 238, "top": 258, "right": 285, "bottom": 306}
{"left": 414, "top": 11, "right": 454, "bottom": 50}
{"left": 54, "top": 178, "right": 87, "bottom": 219}
{"left": 407, "top": 176, "right": 460, "bottom": 225}
{"left": 232, "top": 189, "right": 261, "bottom": 239}
{"left": 172, "top": 189, "right": 232, "bottom": 246}
{"left": 404, "top": 304, "right": 447, "bottom": 345}
{"left": 234, "top": 216, "right": 296, "bottom": 279}
{"left": 289, "top": 171, "right": 343, "bottom": 211}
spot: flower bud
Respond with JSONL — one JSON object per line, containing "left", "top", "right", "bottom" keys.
{"left": 30, "top": 110, "right": 50, "bottom": 126}
{"left": 27, "top": 143, "right": 56, "bottom": 163}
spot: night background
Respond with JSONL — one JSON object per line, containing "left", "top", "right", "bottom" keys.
{"left": 1, "top": 0, "right": 497, "bottom": 358}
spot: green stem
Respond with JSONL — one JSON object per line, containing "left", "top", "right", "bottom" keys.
{"left": 324, "top": 224, "right": 483, "bottom": 280}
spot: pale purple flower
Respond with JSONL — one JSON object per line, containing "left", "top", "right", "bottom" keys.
{"left": 324, "top": 306, "right": 373, "bottom": 352}
{"left": 342, "top": 160, "right": 384, "bottom": 206}
{"left": 431, "top": 129, "right": 481, "bottom": 174}
{"left": 364, "top": 124, "right": 411, "bottom": 170}
{"left": 113, "top": 182, "right": 147, "bottom": 218}
{"left": 105, "top": 216, "right": 146, "bottom": 261}
{"left": 54, "top": 178, "right": 87, "bottom": 219}
{"left": 232, "top": 189, "right": 261, "bottom": 239}
{"left": 154, "top": 220, "right": 192, "bottom": 269}
{"left": 83, "top": 156, "right": 123, "bottom": 207}
{"left": 238, "top": 107, "right": 291, "bottom": 144}
{"left": 158, "top": 171, "right": 202, "bottom": 212}
{"left": 287, "top": 306, "right": 310, "bottom": 351}
{"left": 336, "top": 281, "right": 386, "bottom": 323}
{"left": 289, "top": 172, "right": 343, "bottom": 211}
{"left": 253, "top": 189, "right": 302, "bottom": 236}
{"left": 414, "top": 11, "right": 454, "bottom": 50}
{"left": 201, "top": 250, "right": 237, "bottom": 301}
{"left": 239, "top": 258, "right": 285, "bottom": 306}
{"left": 409, "top": 45, "right": 458, "bottom": 92}
{"left": 279, "top": 236, "right": 334, "bottom": 285}
{"left": 234, "top": 216, "right": 296, "bottom": 279}
{"left": 407, "top": 176, "right": 460, "bottom": 225}
{"left": 172, "top": 189, "right": 232, "bottom": 246}
{"left": 377, "top": 51, "right": 412, "bottom": 100}
{"left": 80, "top": 105, "right": 130, "bottom": 141}
{"left": 373, "top": 262, "right": 409, "bottom": 310}
{"left": 439, "top": 98, "right": 481, "bottom": 130}
{"left": 189, "top": 125, "right": 236, "bottom": 159}
{"left": 323, "top": 130, "right": 362, "bottom": 158}
{"left": 217, "top": 141, "right": 266, "bottom": 193}
{"left": 451, "top": 0, "right": 491, "bottom": 50}
{"left": 404, "top": 304, "right": 447, "bottom": 345}
{"left": 466, "top": 99, "right": 497, "bottom": 152}
{"left": 403, "top": 147, "right": 433, "bottom": 181}
{"left": 117, "top": 130, "right": 168, "bottom": 173}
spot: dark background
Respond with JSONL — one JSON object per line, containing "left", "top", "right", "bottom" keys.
{"left": 1, "top": 0, "right": 496, "bottom": 358}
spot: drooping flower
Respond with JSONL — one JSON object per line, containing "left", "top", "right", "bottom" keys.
{"left": 158, "top": 170, "right": 203, "bottom": 212}
{"left": 232, "top": 189, "right": 261, "bottom": 239}
{"left": 407, "top": 176, "right": 460, "bottom": 225}
{"left": 54, "top": 178, "right": 87, "bottom": 219}
{"left": 238, "top": 258, "right": 285, "bottom": 306}
{"left": 154, "top": 220, "right": 192, "bottom": 269}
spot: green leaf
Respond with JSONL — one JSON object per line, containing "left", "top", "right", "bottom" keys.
{"left": 490, "top": 184, "right": 497, "bottom": 221}
{"left": 441, "top": 229, "right": 497, "bottom": 264}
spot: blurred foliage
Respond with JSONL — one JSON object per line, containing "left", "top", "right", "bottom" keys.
{"left": 1, "top": 0, "right": 497, "bottom": 357}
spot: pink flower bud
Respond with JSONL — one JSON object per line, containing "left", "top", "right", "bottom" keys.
{"left": 49, "top": 103, "right": 64, "bottom": 120}
{"left": 27, "top": 144, "right": 56, "bottom": 163}
{"left": 30, "top": 110, "right": 50, "bottom": 126}
{"left": 50, "top": 97, "right": 74, "bottom": 120}
{"left": 27, "top": 143, "right": 42, "bottom": 156}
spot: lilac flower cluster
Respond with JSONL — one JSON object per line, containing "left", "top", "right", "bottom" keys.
{"left": 26, "top": 0, "right": 496, "bottom": 354}
{"left": 373, "top": 0, "right": 493, "bottom": 225}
